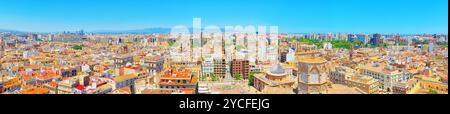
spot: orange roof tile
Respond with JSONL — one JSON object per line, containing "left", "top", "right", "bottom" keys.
{"left": 176, "top": 88, "right": 195, "bottom": 94}
{"left": 161, "top": 69, "right": 192, "bottom": 79}
{"left": 22, "top": 75, "right": 33, "bottom": 81}
{"left": 22, "top": 86, "right": 50, "bottom": 94}
{"left": 45, "top": 81, "right": 58, "bottom": 88}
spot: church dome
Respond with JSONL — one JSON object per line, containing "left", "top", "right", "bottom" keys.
{"left": 269, "top": 64, "right": 286, "bottom": 75}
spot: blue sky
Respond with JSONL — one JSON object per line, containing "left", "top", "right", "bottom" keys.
{"left": 0, "top": 0, "right": 447, "bottom": 34}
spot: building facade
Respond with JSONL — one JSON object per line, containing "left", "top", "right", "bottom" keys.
{"left": 296, "top": 56, "right": 329, "bottom": 94}
{"left": 1, "top": 76, "right": 22, "bottom": 93}
{"left": 231, "top": 59, "right": 250, "bottom": 80}
{"left": 329, "top": 66, "right": 380, "bottom": 94}
{"left": 141, "top": 56, "right": 164, "bottom": 76}
{"left": 214, "top": 59, "right": 227, "bottom": 79}
{"left": 201, "top": 56, "right": 214, "bottom": 77}
{"left": 359, "top": 63, "right": 404, "bottom": 92}
{"left": 159, "top": 69, "right": 198, "bottom": 94}
{"left": 370, "top": 34, "right": 382, "bottom": 47}
{"left": 114, "top": 54, "right": 134, "bottom": 68}
{"left": 112, "top": 73, "right": 139, "bottom": 90}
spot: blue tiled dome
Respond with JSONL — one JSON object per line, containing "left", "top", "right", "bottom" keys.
{"left": 270, "top": 64, "right": 286, "bottom": 74}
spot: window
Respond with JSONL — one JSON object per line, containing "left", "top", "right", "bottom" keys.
{"left": 310, "top": 74, "right": 319, "bottom": 84}
{"left": 301, "top": 74, "right": 308, "bottom": 83}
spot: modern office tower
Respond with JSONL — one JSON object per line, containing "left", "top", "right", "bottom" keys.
{"left": 28, "top": 33, "right": 38, "bottom": 41}
{"left": 0, "top": 37, "right": 4, "bottom": 58}
{"left": 356, "top": 34, "right": 368, "bottom": 44}
{"left": 79, "top": 29, "right": 85, "bottom": 36}
{"left": 394, "top": 33, "right": 401, "bottom": 44}
{"left": 370, "top": 33, "right": 382, "bottom": 47}
{"left": 429, "top": 42, "right": 434, "bottom": 53}
{"left": 347, "top": 34, "right": 356, "bottom": 42}
{"left": 335, "top": 33, "right": 347, "bottom": 40}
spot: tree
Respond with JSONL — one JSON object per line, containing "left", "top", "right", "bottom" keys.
{"left": 125, "top": 41, "right": 133, "bottom": 44}
{"left": 248, "top": 72, "right": 255, "bottom": 86}
{"left": 437, "top": 41, "right": 448, "bottom": 48}
{"left": 382, "top": 43, "right": 388, "bottom": 48}
{"left": 210, "top": 73, "right": 218, "bottom": 81}
{"left": 200, "top": 73, "right": 207, "bottom": 81}
{"left": 72, "top": 45, "right": 83, "bottom": 50}
{"left": 352, "top": 40, "right": 363, "bottom": 48}
{"left": 428, "top": 89, "right": 438, "bottom": 94}
{"left": 236, "top": 45, "right": 246, "bottom": 51}
{"left": 168, "top": 41, "right": 176, "bottom": 47}
{"left": 234, "top": 74, "right": 242, "bottom": 80}
{"left": 290, "top": 37, "right": 353, "bottom": 49}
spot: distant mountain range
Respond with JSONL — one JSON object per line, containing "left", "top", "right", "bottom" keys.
{"left": 2, "top": 28, "right": 441, "bottom": 35}
{"left": 0, "top": 29, "right": 25, "bottom": 33}
{"left": 0, "top": 28, "right": 174, "bottom": 34}
{"left": 91, "top": 27, "right": 228, "bottom": 34}
{"left": 91, "top": 28, "right": 173, "bottom": 34}
{"left": 0, "top": 27, "right": 228, "bottom": 34}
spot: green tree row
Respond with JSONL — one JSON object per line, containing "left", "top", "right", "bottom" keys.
{"left": 72, "top": 44, "right": 84, "bottom": 50}
{"left": 287, "top": 37, "right": 354, "bottom": 49}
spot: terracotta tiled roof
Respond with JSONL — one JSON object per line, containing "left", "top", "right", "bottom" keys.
{"left": 161, "top": 69, "right": 192, "bottom": 79}
{"left": 176, "top": 88, "right": 195, "bottom": 94}
{"left": 22, "top": 86, "right": 50, "bottom": 94}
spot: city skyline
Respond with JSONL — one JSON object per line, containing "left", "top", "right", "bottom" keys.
{"left": 0, "top": 1, "right": 448, "bottom": 113}
{"left": 0, "top": 0, "right": 448, "bottom": 34}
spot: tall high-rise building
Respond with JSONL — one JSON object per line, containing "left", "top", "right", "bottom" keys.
{"left": 0, "top": 37, "right": 4, "bottom": 58}
{"left": 428, "top": 42, "right": 434, "bottom": 53}
{"left": 370, "top": 34, "right": 382, "bottom": 47}
{"left": 280, "top": 49, "right": 288, "bottom": 63}
{"left": 356, "top": 34, "right": 368, "bottom": 44}
{"left": 79, "top": 29, "right": 85, "bottom": 36}
{"left": 347, "top": 34, "right": 356, "bottom": 42}
{"left": 28, "top": 33, "right": 38, "bottom": 41}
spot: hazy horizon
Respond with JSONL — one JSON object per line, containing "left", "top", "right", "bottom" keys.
{"left": 0, "top": 0, "right": 448, "bottom": 34}
{"left": 0, "top": 27, "right": 448, "bottom": 35}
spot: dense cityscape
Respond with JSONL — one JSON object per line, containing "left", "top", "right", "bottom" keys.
{"left": 0, "top": 30, "right": 447, "bottom": 94}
